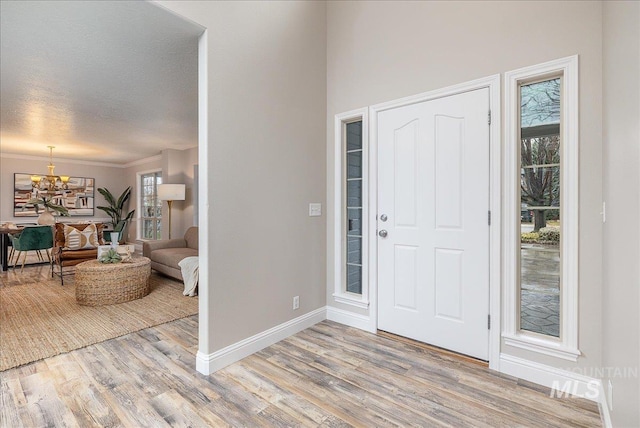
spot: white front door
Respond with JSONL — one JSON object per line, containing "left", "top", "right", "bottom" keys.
{"left": 377, "top": 88, "right": 490, "bottom": 360}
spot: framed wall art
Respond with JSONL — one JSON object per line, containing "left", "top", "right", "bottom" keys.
{"left": 14, "top": 173, "right": 95, "bottom": 217}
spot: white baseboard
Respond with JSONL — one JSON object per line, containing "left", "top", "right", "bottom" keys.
{"left": 501, "top": 353, "right": 612, "bottom": 426}
{"left": 196, "top": 307, "right": 326, "bottom": 375}
{"left": 194, "top": 309, "right": 612, "bottom": 427}
{"left": 597, "top": 381, "right": 612, "bottom": 428}
{"left": 326, "top": 306, "right": 375, "bottom": 333}
{"left": 500, "top": 354, "right": 601, "bottom": 402}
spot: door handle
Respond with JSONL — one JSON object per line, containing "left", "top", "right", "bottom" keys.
{"left": 378, "top": 230, "right": 388, "bottom": 238}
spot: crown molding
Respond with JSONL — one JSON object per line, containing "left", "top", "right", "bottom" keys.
{"left": 122, "top": 155, "right": 162, "bottom": 168}
{"left": 0, "top": 152, "right": 126, "bottom": 168}
{"left": 0, "top": 152, "right": 165, "bottom": 169}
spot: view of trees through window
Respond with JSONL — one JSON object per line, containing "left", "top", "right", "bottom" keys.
{"left": 519, "top": 77, "right": 561, "bottom": 338}
{"left": 521, "top": 78, "right": 561, "bottom": 232}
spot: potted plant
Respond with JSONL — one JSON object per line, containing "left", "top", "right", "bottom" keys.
{"left": 98, "top": 248, "right": 122, "bottom": 264}
{"left": 96, "top": 186, "right": 135, "bottom": 244}
{"left": 25, "top": 196, "right": 70, "bottom": 225}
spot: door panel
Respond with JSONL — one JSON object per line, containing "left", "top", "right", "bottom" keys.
{"left": 434, "top": 248, "right": 463, "bottom": 320}
{"left": 394, "top": 245, "right": 418, "bottom": 310}
{"left": 377, "top": 88, "right": 490, "bottom": 360}
{"left": 394, "top": 120, "right": 419, "bottom": 227}
{"left": 435, "top": 115, "right": 464, "bottom": 229}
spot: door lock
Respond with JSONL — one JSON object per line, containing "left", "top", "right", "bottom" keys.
{"left": 380, "top": 214, "right": 388, "bottom": 222}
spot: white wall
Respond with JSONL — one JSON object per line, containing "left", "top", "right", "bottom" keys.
{"left": 0, "top": 154, "right": 126, "bottom": 224}
{"left": 326, "top": 0, "right": 603, "bottom": 372}
{"left": 602, "top": 1, "right": 640, "bottom": 426}
{"left": 156, "top": 1, "right": 327, "bottom": 353}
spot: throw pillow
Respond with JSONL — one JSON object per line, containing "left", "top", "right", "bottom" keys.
{"left": 63, "top": 224, "right": 99, "bottom": 250}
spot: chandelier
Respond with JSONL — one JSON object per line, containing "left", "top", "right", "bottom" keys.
{"left": 31, "top": 146, "right": 70, "bottom": 193}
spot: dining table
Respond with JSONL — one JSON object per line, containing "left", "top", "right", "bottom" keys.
{"left": 0, "top": 225, "right": 23, "bottom": 271}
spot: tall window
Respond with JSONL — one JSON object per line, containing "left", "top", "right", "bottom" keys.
{"left": 504, "top": 56, "right": 579, "bottom": 361}
{"left": 519, "top": 78, "right": 561, "bottom": 338}
{"left": 140, "top": 172, "right": 162, "bottom": 240}
{"left": 333, "top": 108, "right": 369, "bottom": 309}
{"left": 346, "top": 120, "right": 363, "bottom": 294}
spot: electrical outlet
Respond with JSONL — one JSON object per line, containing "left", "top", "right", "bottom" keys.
{"left": 293, "top": 296, "right": 300, "bottom": 310}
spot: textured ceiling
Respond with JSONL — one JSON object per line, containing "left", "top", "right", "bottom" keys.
{"left": 0, "top": 1, "right": 202, "bottom": 165}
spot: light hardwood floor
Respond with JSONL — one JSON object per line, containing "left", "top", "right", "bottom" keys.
{"left": 1, "top": 265, "right": 601, "bottom": 427}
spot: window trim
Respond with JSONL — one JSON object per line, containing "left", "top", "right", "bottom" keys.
{"left": 136, "top": 169, "right": 162, "bottom": 241}
{"left": 333, "top": 108, "right": 369, "bottom": 308}
{"left": 503, "top": 55, "right": 580, "bottom": 361}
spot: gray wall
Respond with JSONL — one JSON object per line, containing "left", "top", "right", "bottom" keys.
{"left": 325, "top": 0, "right": 604, "bottom": 371}
{"left": 162, "top": 147, "right": 198, "bottom": 240}
{"left": 180, "top": 146, "right": 198, "bottom": 236}
{"left": 123, "top": 147, "right": 197, "bottom": 242}
{"left": 155, "top": 1, "right": 639, "bottom": 421}
{"left": 602, "top": 1, "right": 640, "bottom": 426}
{"left": 157, "top": 1, "right": 327, "bottom": 351}
{"left": 123, "top": 155, "right": 162, "bottom": 242}
{"left": 0, "top": 155, "right": 126, "bottom": 224}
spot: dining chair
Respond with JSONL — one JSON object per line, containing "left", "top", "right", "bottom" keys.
{"left": 9, "top": 225, "right": 54, "bottom": 272}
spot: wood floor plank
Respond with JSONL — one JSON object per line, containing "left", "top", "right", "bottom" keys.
{"left": 149, "top": 389, "right": 227, "bottom": 428}
{"left": 19, "top": 371, "right": 78, "bottom": 427}
{"left": 257, "top": 348, "right": 454, "bottom": 428}
{"left": 312, "top": 321, "right": 601, "bottom": 426}
{"left": 0, "top": 311, "right": 602, "bottom": 428}
{"left": 54, "top": 377, "right": 123, "bottom": 428}
{"left": 284, "top": 333, "right": 524, "bottom": 428}
{"left": 222, "top": 361, "right": 339, "bottom": 426}
{"left": 97, "top": 338, "right": 170, "bottom": 398}
{"left": 102, "top": 383, "right": 170, "bottom": 428}
{"left": 0, "top": 377, "right": 22, "bottom": 428}
{"left": 245, "top": 353, "right": 418, "bottom": 428}
{"left": 114, "top": 334, "right": 224, "bottom": 409}
{"left": 309, "top": 323, "right": 599, "bottom": 428}
{"left": 278, "top": 336, "right": 515, "bottom": 428}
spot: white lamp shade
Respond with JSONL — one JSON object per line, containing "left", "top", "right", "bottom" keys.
{"left": 158, "top": 184, "right": 186, "bottom": 201}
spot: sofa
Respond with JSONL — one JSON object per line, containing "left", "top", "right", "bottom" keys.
{"left": 143, "top": 226, "right": 198, "bottom": 281}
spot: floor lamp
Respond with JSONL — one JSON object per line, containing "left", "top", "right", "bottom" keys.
{"left": 158, "top": 184, "right": 185, "bottom": 239}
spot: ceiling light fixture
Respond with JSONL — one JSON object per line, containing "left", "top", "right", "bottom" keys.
{"left": 31, "top": 146, "right": 70, "bottom": 193}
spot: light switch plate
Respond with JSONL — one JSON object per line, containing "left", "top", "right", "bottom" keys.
{"left": 309, "top": 203, "right": 322, "bottom": 217}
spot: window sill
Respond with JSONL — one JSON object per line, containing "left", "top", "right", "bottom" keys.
{"left": 332, "top": 293, "right": 369, "bottom": 309}
{"left": 503, "top": 333, "right": 581, "bottom": 361}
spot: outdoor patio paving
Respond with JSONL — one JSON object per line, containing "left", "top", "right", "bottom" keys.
{"left": 520, "top": 244, "right": 560, "bottom": 337}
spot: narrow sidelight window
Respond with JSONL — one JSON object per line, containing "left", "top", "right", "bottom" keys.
{"left": 345, "top": 121, "right": 363, "bottom": 294}
{"left": 519, "top": 78, "right": 561, "bottom": 337}
{"left": 504, "top": 56, "right": 579, "bottom": 360}
{"left": 333, "top": 108, "right": 369, "bottom": 308}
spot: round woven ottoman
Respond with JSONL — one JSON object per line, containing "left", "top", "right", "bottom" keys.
{"left": 75, "top": 257, "right": 151, "bottom": 306}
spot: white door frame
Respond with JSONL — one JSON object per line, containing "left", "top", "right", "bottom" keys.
{"left": 368, "top": 75, "right": 501, "bottom": 369}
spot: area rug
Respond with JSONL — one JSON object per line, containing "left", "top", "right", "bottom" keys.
{"left": 0, "top": 272, "right": 198, "bottom": 371}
